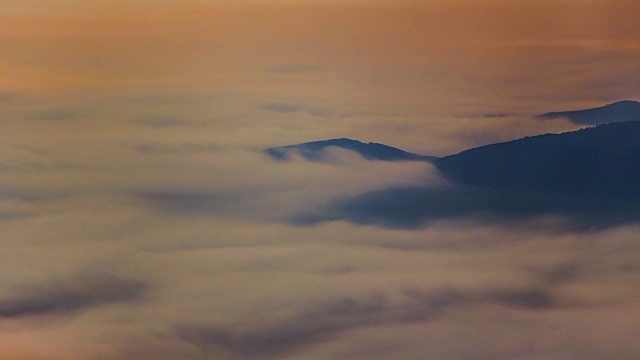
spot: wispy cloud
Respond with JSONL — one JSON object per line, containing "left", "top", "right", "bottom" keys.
{"left": 292, "top": 184, "right": 640, "bottom": 230}
{"left": 136, "top": 190, "right": 234, "bottom": 215}
{"left": 0, "top": 272, "right": 148, "bottom": 318}
{"left": 135, "top": 118, "right": 190, "bottom": 128}
{"left": 133, "top": 142, "right": 224, "bottom": 155}
{"left": 176, "top": 270, "right": 592, "bottom": 359}
{"left": 483, "top": 113, "right": 510, "bottom": 118}
{"left": 257, "top": 103, "right": 300, "bottom": 114}
{"left": 257, "top": 102, "right": 333, "bottom": 118}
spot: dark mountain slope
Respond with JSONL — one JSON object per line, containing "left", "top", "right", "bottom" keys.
{"left": 265, "top": 138, "right": 436, "bottom": 162}
{"left": 538, "top": 100, "right": 640, "bottom": 125}
{"left": 294, "top": 121, "right": 640, "bottom": 229}
{"left": 434, "top": 121, "right": 640, "bottom": 198}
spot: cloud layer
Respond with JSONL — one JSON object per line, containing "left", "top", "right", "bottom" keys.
{"left": 2, "top": 1, "right": 639, "bottom": 359}
{"left": 0, "top": 273, "right": 147, "bottom": 319}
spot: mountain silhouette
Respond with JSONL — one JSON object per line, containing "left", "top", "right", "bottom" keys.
{"left": 434, "top": 120, "right": 640, "bottom": 198}
{"left": 292, "top": 121, "right": 640, "bottom": 229}
{"left": 538, "top": 100, "right": 640, "bottom": 125}
{"left": 265, "top": 138, "right": 436, "bottom": 162}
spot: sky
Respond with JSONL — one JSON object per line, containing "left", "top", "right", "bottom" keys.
{"left": 2, "top": 1, "right": 640, "bottom": 359}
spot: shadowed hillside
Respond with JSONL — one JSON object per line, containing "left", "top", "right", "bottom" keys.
{"left": 434, "top": 121, "right": 640, "bottom": 198}
{"left": 538, "top": 100, "right": 640, "bottom": 125}
{"left": 265, "top": 138, "right": 436, "bottom": 162}
{"left": 294, "top": 121, "right": 640, "bottom": 229}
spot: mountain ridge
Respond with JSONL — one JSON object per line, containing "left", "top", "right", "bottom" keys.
{"left": 265, "top": 138, "right": 437, "bottom": 162}
{"left": 434, "top": 120, "right": 640, "bottom": 197}
{"left": 289, "top": 120, "right": 640, "bottom": 229}
{"left": 538, "top": 100, "right": 640, "bottom": 125}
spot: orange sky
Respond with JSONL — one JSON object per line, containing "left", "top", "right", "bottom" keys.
{"left": 2, "top": 0, "right": 639, "bottom": 41}
{"left": 2, "top": 0, "right": 639, "bottom": 152}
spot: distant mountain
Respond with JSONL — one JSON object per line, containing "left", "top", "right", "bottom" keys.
{"left": 434, "top": 121, "right": 640, "bottom": 198}
{"left": 265, "top": 138, "right": 436, "bottom": 162}
{"left": 538, "top": 100, "right": 640, "bottom": 125}
{"left": 293, "top": 121, "right": 640, "bottom": 229}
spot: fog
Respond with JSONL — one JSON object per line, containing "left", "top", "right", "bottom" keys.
{"left": 2, "top": 0, "right": 639, "bottom": 358}
{"left": 2, "top": 138, "right": 639, "bottom": 359}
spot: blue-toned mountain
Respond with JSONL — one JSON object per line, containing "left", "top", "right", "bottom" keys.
{"left": 293, "top": 121, "right": 640, "bottom": 229}
{"left": 538, "top": 100, "right": 640, "bottom": 125}
{"left": 265, "top": 138, "right": 436, "bottom": 162}
{"left": 434, "top": 120, "right": 640, "bottom": 198}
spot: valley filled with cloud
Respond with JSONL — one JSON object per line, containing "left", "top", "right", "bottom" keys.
{"left": 2, "top": 1, "right": 640, "bottom": 359}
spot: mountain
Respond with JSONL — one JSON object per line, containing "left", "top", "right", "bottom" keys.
{"left": 265, "top": 138, "right": 436, "bottom": 162}
{"left": 434, "top": 120, "right": 640, "bottom": 198}
{"left": 538, "top": 100, "right": 640, "bottom": 125}
{"left": 293, "top": 121, "right": 640, "bottom": 229}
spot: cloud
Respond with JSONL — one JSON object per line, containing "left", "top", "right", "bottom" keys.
{"left": 290, "top": 121, "right": 640, "bottom": 229}
{"left": 135, "top": 118, "right": 189, "bottom": 128}
{"left": 1, "top": 160, "right": 94, "bottom": 174}
{"left": 136, "top": 190, "right": 234, "bottom": 216}
{"left": 0, "top": 92, "right": 21, "bottom": 103}
{"left": 176, "top": 272, "right": 592, "bottom": 359}
{"left": 10, "top": 144, "right": 48, "bottom": 156}
{"left": 257, "top": 103, "right": 300, "bottom": 113}
{"left": 0, "top": 211, "right": 28, "bottom": 220}
{"left": 177, "top": 294, "right": 395, "bottom": 358}
{"left": 256, "top": 103, "right": 333, "bottom": 118}
{"left": 0, "top": 272, "right": 148, "bottom": 318}
{"left": 2, "top": 3, "right": 639, "bottom": 358}
{"left": 307, "top": 108, "right": 332, "bottom": 118}
{"left": 292, "top": 184, "right": 640, "bottom": 230}
{"left": 0, "top": 187, "right": 19, "bottom": 200}
{"left": 133, "top": 143, "right": 224, "bottom": 155}
{"left": 483, "top": 113, "right": 509, "bottom": 118}
{"left": 124, "top": 147, "right": 431, "bottom": 224}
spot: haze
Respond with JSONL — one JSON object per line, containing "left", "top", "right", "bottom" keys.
{"left": 2, "top": 1, "right": 639, "bottom": 359}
